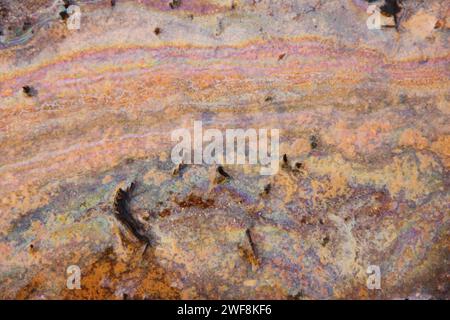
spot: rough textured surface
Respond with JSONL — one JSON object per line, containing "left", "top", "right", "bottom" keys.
{"left": 0, "top": 0, "right": 449, "bottom": 299}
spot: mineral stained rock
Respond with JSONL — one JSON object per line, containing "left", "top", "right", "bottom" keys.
{"left": 0, "top": 0, "right": 449, "bottom": 299}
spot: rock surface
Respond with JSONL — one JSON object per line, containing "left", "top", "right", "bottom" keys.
{"left": 0, "top": 0, "right": 449, "bottom": 299}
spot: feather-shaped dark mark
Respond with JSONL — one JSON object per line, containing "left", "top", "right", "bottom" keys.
{"left": 217, "top": 165, "right": 232, "bottom": 179}
{"left": 380, "top": 0, "right": 401, "bottom": 30}
{"left": 23, "top": 85, "right": 37, "bottom": 97}
{"left": 113, "top": 182, "right": 151, "bottom": 253}
{"left": 238, "top": 228, "right": 260, "bottom": 270}
{"left": 169, "top": 0, "right": 181, "bottom": 9}
{"left": 246, "top": 228, "right": 257, "bottom": 257}
{"left": 281, "top": 153, "right": 290, "bottom": 170}
{"left": 260, "top": 183, "right": 271, "bottom": 197}
{"left": 172, "top": 162, "right": 187, "bottom": 176}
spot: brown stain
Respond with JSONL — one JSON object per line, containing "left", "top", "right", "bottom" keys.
{"left": 63, "top": 247, "right": 180, "bottom": 300}
{"left": 176, "top": 193, "right": 214, "bottom": 209}
{"left": 158, "top": 208, "right": 171, "bottom": 218}
{"left": 15, "top": 273, "right": 47, "bottom": 299}
{"left": 360, "top": 191, "right": 394, "bottom": 218}
{"left": 238, "top": 244, "right": 260, "bottom": 271}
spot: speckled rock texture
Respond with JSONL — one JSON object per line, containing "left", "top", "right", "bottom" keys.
{"left": 0, "top": 0, "right": 449, "bottom": 299}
